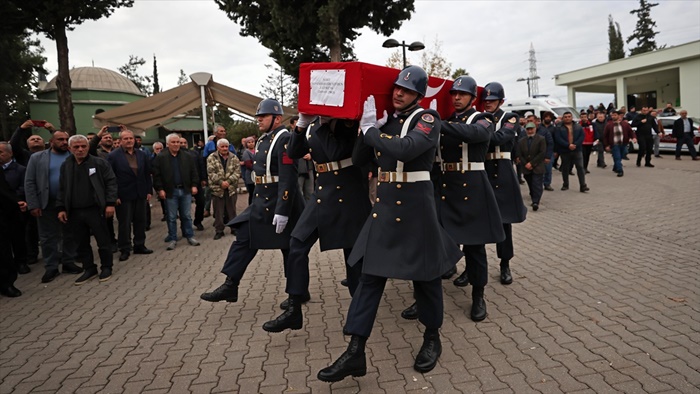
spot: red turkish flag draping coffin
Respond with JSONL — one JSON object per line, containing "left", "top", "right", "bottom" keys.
{"left": 298, "top": 61, "right": 471, "bottom": 121}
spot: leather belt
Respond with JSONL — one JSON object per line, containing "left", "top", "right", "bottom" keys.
{"left": 315, "top": 157, "right": 353, "bottom": 173}
{"left": 378, "top": 171, "right": 430, "bottom": 183}
{"left": 441, "top": 162, "right": 485, "bottom": 171}
{"left": 255, "top": 175, "right": 279, "bottom": 184}
{"left": 486, "top": 152, "right": 511, "bottom": 160}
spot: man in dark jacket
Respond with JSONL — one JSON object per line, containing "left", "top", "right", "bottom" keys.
{"left": 0, "top": 142, "right": 30, "bottom": 275}
{"left": 632, "top": 107, "right": 655, "bottom": 167}
{"left": 591, "top": 111, "right": 607, "bottom": 168}
{"left": 554, "top": 112, "right": 589, "bottom": 192}
{"left": 537, "top": 111, "right": 556, "bottom": 191}
{"left": 108, "top": 130, "right": 154, "bottom": 261}
{"left": 517, "top": 123, "right": 547, "bottom": 210}
{"left": 152, "top": 133, "right": 201, "bottom": 250}
{"left": 56, "top": 135, "right": 118, "bottom": 284}
{"left": 671, "top": 110, "right": 698, "bottom": 160}
{"left": 0, "top": 166, "right": 24, "bottom": 297}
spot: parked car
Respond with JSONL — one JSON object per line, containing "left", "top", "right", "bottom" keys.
{"left": 502, "top": 96, "right": 580, "bottom": 121}
{"left": 628, "top": 115, "right": 700, "bottom": 153}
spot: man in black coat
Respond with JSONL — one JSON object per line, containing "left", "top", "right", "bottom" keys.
{"left": 537, "top": 112, "right": 556, "bottom": 191}
{"left": 262, "top": 116, "right": 370, "bottom": 333}
{"left": 554, "top": 112, "right": 589, "bottom": 192}
{"left": 56, "top": 135, "right": 118, "bottom": 284}
{"left": 0, "top": 166, "right": 24, "bottom": 297}
{"left": 482, "top": 82, "right": 527, "bottom": 286}
{"left": 200, "top": 99, "right": 304, "bottom": 304}
{"left": 591, "top": 111, "right": 608, "bottom": 168}
{"left": 317, "top": 66, "right": 463, "bottom": 383}
{"left": 0, "top": 142, "right": 30, "bottom": 275}
{"left": 672, "top": 110, "right": 699, "bottom": 160}
{"left": 180, "top": 137, "right": 208, "bottom": 231}
{"left": 632, "top": 107, "right": 656, "bottom": 167}
{"left": 517, "top": 123, "right": 547, "bottom": 210}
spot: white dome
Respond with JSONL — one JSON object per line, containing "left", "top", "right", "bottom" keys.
{"left": 43, "top": 67, "right": 144, "bottom": 95}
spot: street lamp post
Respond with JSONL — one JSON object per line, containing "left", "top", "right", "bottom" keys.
{"left": 517, "top": 76, "right": 540, "bottom": 98}
{"left": 382, "top": 38, "right": 426, "bottom": 68}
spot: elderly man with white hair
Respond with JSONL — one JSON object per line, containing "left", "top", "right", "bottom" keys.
{"left": 206, "top": 138, "right": 241, "bottom": 239}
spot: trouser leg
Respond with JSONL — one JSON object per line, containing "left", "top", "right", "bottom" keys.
{"left": 116, "top": 200, "right": 134, "bottom": 252}
{"left": 25, "top": 214, "right": 39, "bottom": 261}
{"left": 193, "top": 186, "right": 204, "bottom": 226}
{"left": 414, "top": 277, "right": 443, "bottom": 330}
{"left": 343, "top": 248, "right": 361, "bottom": 296}
{"left": 245, "top": 183, "right": 255, "bottom": 205}
{"left": 344, "top": 272, "right": 387, "bottom": 338}
{"left": 596, "top": 144, "right": 606, "bottom": 166}
{"left": 224, "top": 190, "right": 236, "bottom": 225}
{"left": 84, "top": 208, "right": 113, "bottom": 269}
{"left": 220, "top": 221, "right": 259, "bottom": 284}
{"left": 286, "top": 230, "right": 319, "bottom": 296}
{"left": 543, "top": 154, "right": 553, "bottom": 186}
{"left": 582, "top": 145, "right": 592, "bottom": 170}
{"left": 496, "top": 223, "right": 513, "bottom": 262}
{"left": 213, "top": 195, "right": 225, "bottom": 233}
{"left": 574, "top": 151, "right": 587, "bottom": 187}
{"left": 0, "top": 227, "right": 18, "bottom": 287}
{"left": 37, "top": 205, "right": 61, "bottom": 270}
{"left": 463, "top": 244, "right": 488, "bottom": 288}
{"left": 653, "top": 134, "right": 660, "bottom": 156}
{"left": 560, "top": 153, "right": 572, "bottom": 186}
{"left": 530, "top": 173, "right": 543, "bottom": 204}
{"left": 64, "top": 209, "right": 95, "bottom": 271}
{"left": 132, "top": 199, "right": 147, "bottom": 248}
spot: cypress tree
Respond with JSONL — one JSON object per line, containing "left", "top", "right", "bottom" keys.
{"left": 627, "top": 0, "right": 661, "bottom": 56}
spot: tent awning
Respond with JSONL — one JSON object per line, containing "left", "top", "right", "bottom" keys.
{"left": 93, "top": 74, "right": 296, "bottom": 132}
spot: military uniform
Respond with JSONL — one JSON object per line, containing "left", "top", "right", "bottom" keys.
{"left": 484, "top": 109, "right": 527, "bottom": 266}
{"left": 285, "top": 118, "right": 370, "bottom": 296}
{"left": 219, "top": 125, "right": 304, "bottom": 283}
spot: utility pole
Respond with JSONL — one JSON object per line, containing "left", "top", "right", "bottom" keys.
{"left": 528, "top": 42, "right": 539, "bottom": 96}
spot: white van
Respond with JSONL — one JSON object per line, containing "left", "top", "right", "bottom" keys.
{"left": 502, "top": 96, "right": 580, "bottom": 121}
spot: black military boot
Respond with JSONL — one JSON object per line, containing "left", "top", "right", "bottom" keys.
{"left": 441, "top": 266, "right": 457, "bottom": 279}
{"left": 500, "top": 260, "right": 513, "bottom": 285}
{"left": 453, "top": 270, "right": 469, "bottom": 287}
{"left": 317, "top": 335, "right": 367, "bottom": 382}
{"left": 200, "top": 277, "right": 238, "bottom": 302}
{"left": 470, "top": 286, "right": 487, "bottom": 322}
{"left": 280, "top": 290, "right": 310, "bottom": 310}
{"left": 414, "top": 329, "right": 442, "bottom": 373}
{"left": 401, "top": 302, "right": 418, "bottom": 320}
{"left": 263, "top": 295, "right": 304, "bottom": 332}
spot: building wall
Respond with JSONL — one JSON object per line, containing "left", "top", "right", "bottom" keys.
{"left": 679, "top": 59, "right": 700, "bottom": 115}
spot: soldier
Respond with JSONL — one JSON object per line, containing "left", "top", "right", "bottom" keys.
{"left": 482, "top": 82, "right": 527, "bottom": 285}
{"left": 317, "top": 66, "right": 462, "bottom": 382}
{"left": 200, "top": 99, "right": 304, "bottom": 304}
{"left": 261, "top": 116, "right": 370, "bottom": 333}
{"left": 402, "top": 75, "right": 504, "bottom": 323}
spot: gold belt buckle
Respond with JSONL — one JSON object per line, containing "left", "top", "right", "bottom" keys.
{"left": 378, "top": 172, "right": 390, "bottom": 182}
{"left": 445, "top": 163, "right": 456, "bottom": 171}
{"left": 316, "top": 163, "right": 328, "bottom": 173}
{"left": 255, "top": 176, "right": 262, "bottom": 184}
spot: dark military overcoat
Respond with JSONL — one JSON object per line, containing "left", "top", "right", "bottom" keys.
{"left": 287, "top": 118, "right": 371, "bottom": 251}
{"left": 229, "top": 125, "right": 304, "bottom": 249}
{"left": 436, "top": 108, "right": 505, "bottom": 245}
{"left": 350, "top": 107, "right": 462, "bottom": 281}
{"left": 484, "top": 109, "right": 527, "bottom": 224}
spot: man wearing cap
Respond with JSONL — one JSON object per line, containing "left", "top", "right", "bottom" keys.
{"left": 517, "top": 123, "right": 546, "bottom": 210}
{"left": 537, "top": 111, "right": 556, "bottom": 191}
{"left": 317, "top": 66, "right": 462, "bottom": 382}
{"left": 481, "top": 82, "right": 527, "bottom": 286}
{"left": 200, "top": 99, "right": 304, "bottom": 304}
{"left": 261, "top": 115, "right": 369, "bottom": 333}
{"left": 554, "top": 112, "right": 589, "bottom": 192}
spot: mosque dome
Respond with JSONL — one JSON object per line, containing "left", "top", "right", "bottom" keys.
{"left": 42, "top": 66, "right": 144, "bottom": 96}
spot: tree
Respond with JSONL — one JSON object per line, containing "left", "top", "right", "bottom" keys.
{"left": 627, "top": 0, "right": 661, "bottom": 56}
{"left": 451, "top": 68, "right": 468, "bottom": 80}
{"left": 4, "top": 0, "right": 134, "bottom": 134}
{"left": 118, "top": 55, "right": 152, "bottom": 95}
{"left": 260, "top": 64, "right": 298, "bottom": 108}
{"left": 177, "top": 69, "right": 189, "bottom": 86}
{"left": 608, "top": 15, "right": 625, "bottom": 61}
{"left": 0, "top": 31, "right": 46, "bottom": 140}
{"left": 419, "top": 38, "right": 451, "bottom": 79}
{"left": 215, "top": 0, "right": 415, "bottom": 81}
{"left": 152, "top": 54, "right": 160, "bottom": 94}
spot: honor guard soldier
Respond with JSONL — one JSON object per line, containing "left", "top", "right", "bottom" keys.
{"left": 200, "top": 99, "right": 304, "bottom": 303}
{"left": 317, "top": 66, "right": 463, "bottom": 383}
{"left": 403, "top": 75, "right": 505, "bottom": 323}
{"left": 482, "top": 82, "right": 527, "bottom": 285}
{"left": 261, "top": 116, "right": 370, "bottom": 333}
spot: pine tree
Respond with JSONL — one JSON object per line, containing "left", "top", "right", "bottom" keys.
{"left": 608, "top": 15, "right": 625, "bottom": 60}
{"left": 627, "top": 0, "right": 661, "bottom": 56}
{"left": 152, "top": 54, "right": 160, "bottom": 94}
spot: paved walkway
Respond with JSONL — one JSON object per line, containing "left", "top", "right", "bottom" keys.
{"left": 1, "top": 153, "right": 699, "bottom": 393}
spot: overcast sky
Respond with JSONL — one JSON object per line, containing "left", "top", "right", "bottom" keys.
{"left": 37, "top": 0, "right": 700, "bottom": 109}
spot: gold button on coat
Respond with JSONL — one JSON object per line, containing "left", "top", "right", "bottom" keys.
{"left": 395, "top": 218, "right": 401, "bottom": 222}
{"left": 317, "top": 199, "right": 321, "bottom": 203}
{"left": 372, "top": 213, "right": 377, "bottom": 218}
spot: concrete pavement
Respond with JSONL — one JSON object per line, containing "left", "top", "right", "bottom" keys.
{"left": 1, "top": 152, "right": 698, "bottom": 393}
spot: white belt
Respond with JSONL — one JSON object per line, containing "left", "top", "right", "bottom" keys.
{"left": 254, "top": 175, "right": 279, "bottom": 184}
{"left": 486, "top": 152, "right": 511, "bottom": 160}
{"left": 378, "top": 170, "right": 431, "bottom": 183}
{"left": 441, "top": 162, "right": 485, "bottom": 172}
{"left": 315, "top": 157, "right": 353, "bottom": 173}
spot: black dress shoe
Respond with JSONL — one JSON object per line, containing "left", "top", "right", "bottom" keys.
{"left": 441, "top": 266, "right": 456, "bottom": 279}
{"left": 471, "top": 288, "right": 487, "bottom": 322}
{"left": 0, "top": 285, "right": 22, "bottom": 297}
{"left": 133, "top": 246, "right": 153, "bottom": 254}
{"left": 201, "top": 278, "right": 238, "bottom": 302}
{"left": 18, "top": 263, "right": 31, "bottom": 274}
{"left": 214, "top": 232, "right": 224, "bottom": 240}
{"left": 119, "top": 251, "right": 130, "bottom": 261}
{"left": 561, "top": 185, "right": 569, "bottom": 191}
{"left": 318, "top": 336, "right": 367, "bottom": 382}
{"left": 62, "top": 263, "right": 83, "bottom": 274}
{"left": 645, "top": 163, "right": 654, "bottom": 167}
{"left": 617, "top": 171, "right": 624, "bottom": 177}
{"left": 263, "top": 296, "right": 303, "bottom": 332}
{"left": 532, "top": 203, "right": 539, "bottom": 211}
{"left": 195, "top": 223, "right": 204, "bottom": 231}
{"left": 75, "top": 269, "right": 98, "bottom": 285}
{"left": 99, "top": 267, "right": 112, "bottom": 282}
{"left": 500, "top": 266, "right": 513, "bottom": 285}
{"left": 401, "top": 302, "right": 418, "bottom": 320}
{"left": 453, "top": 271, "right": 469, "bottom": 287}
{"left": 580, "top": 185, "right": 590, "bottom": 193}
{"left": 280, "top": 290, "right": 310, "bottom": 310}
{"left": 414, "top": 335, "right": 442, "bottom": 373}
{"left": 544, "top": 185, "right": 554, "bottom": 191}
{"left": 518, "top": 179, "right": 526, "bottom": 185}
{"left": 41, "top": 269, "right": 60, "bottom": 283}
{"left": 636, "top": 161, "right": 641, "bottom": 167}
{"left": 340, "top": 278, "right": 348, "bottom": 287}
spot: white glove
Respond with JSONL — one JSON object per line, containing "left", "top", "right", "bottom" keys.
{"left": 360, "top": 95, "right": 377, "bottom": 135}
{"left": 272, "top": 214, "right": 289, "bottom": 234}
{"left": 429, "top": 99, "right": 438, "bottom": 111}
{"left": 297, "top": 113, "right": 314, "bottom": 129}
{"left": 375, "top": 110, "right": 388, "bottom": 129}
